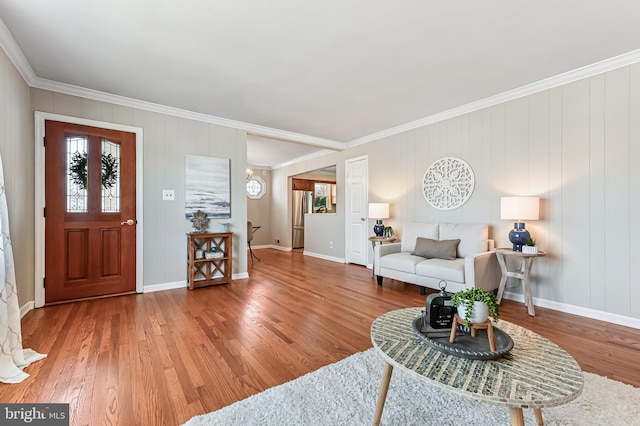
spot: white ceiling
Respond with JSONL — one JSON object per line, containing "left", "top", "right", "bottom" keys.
{"left": 1, "top": 1, "right": 640, "bottom": 168}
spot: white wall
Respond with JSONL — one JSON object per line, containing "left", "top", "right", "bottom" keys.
{"left": 272, "top": 63, "right": 640, "bottom": 324}
{"left": 303, "top": 213, "right": 343, "bottom": 260}
{"left": 247, "top": 168, "right": 271, "bottom": 246}
{"left": 272, "top": 153, "right": 344, "bottom": 253}
{"left": 0, "top": 47, "right": 34, "bottom": 305}
{"left": 32, "top": 89, "right": 249, "bottom": 289}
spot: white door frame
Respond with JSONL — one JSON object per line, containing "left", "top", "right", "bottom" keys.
{"left": 34, "top": 112, "right": 144, "bottom": 308}
{"left": 344, "top": 155, "right": 368, "bottom": 265}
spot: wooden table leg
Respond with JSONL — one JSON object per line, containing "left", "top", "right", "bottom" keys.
{"left": 522, "top": 257, "right": 536, "bottom": 316}
{"left": 486, "top": 321, "right": 496, "bottom": 352}
{"left": 496, "top": 252, "right": 508, "bottom": 303}
{"left": 534, "top": 408, "right": 544, "bottom": 425}
{"left": 371, "top": 241, "right": 376, "bottom": 277}
{"left": 509, "top": 407, "right": 525, "bottom": 426}
{"left": 372, "top": 362, "right": 394, "bottom": 426}
{"left": 449, "top": 314, "right": 460, "bottom": 343}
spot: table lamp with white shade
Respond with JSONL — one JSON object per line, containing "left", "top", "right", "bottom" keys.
{"left": 500, "top": 196, "right": 539, "bottom": 251}
{"left": 369, "top": 203, "right": 390, "bottom": 237}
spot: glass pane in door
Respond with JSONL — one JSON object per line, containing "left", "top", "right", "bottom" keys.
{"left": 101, "top": 139, "right": 121, "bottom": 213}
{"left": 66, "top": 136, "right": 88, "bottom": 213}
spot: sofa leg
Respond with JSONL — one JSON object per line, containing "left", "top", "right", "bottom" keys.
{"left": 376, "top": 276, "right": 383, "bottom": 286}
{"left": 420, "top": 287, "right": 426, "bottom": 296}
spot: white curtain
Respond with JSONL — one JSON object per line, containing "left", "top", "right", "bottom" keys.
{"left": 0, "top": 154, "right": 46, "bottom": 383}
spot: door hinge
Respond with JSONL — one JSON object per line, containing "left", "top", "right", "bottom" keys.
{"left": 43, "top": 278, "right": 46, "bottom": 288}
{"left": 43, "top": 136, "right": 46, "bottom": 146}
{"left": 43, "top": 207, "right": 46, "bottom": 217}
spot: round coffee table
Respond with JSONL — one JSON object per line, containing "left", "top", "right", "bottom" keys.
{"left": 371, "top": 308, "right": 583, "bottom": 426}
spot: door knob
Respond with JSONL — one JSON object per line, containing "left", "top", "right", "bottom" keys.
{"left": 121, "top": 219, "right": 135, "bottom": 226}
{"left": 361, "top": 217, "right": 365, "bottom": 221}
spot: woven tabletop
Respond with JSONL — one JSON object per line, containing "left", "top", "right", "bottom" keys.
{"left": 371, "top": 307, "right": 584, "bottom": 409}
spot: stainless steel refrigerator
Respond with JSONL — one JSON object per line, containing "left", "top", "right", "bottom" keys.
{"left": 292, "top": 190, "right": 310, "bottom": 248}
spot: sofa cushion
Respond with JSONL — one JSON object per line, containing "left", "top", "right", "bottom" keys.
{"left": 400, "top": 223, "right": 439, "bottom": 253}
{"left": 439, "top": 223, "right": 488, "bottom": 258}
{"left": 412, "top": 238, "right": 460, "bottom": 260}
{"left": 379, "top": 252, "right": 425, "bottom": 274}
{"left": 415, "top": 258, "right": 465, "bottom": 282}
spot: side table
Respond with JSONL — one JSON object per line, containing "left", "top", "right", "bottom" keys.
{"left": 368, "top": 236, "right": 397, "bottom": 278}
{"left": 495, "top": 248, "right": 547, "bottom": 316}
{"left": 187, "top": 232, "right": 233, "bottom": 289}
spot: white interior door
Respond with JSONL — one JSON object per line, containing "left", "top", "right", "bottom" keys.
{"left": 345, "top": 156, "right": 368, "bottom": 265}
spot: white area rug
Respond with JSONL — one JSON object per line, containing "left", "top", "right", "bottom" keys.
{"left": 184, "top": 349, "right": 640, "bottom": 426}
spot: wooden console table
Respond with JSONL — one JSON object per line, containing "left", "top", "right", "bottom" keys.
{"left": 187, "top": 232, "right": 233, "bottom": 289}
{"left": 495, "top": 248, "right": 547, "bottom": 316}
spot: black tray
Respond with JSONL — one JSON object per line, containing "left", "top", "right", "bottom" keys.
{"left": 412, "top": 315, "right": 514, "bottom": 360}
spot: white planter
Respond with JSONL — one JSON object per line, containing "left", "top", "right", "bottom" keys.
{"left": 457, "top": 301, "right": 489, "bottom": 323}
{"left": 522, "top": 246, "right": 538, "bottom": 254}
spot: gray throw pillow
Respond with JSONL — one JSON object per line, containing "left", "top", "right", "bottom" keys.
{"left": 412, "top": 238, "right": 460, "bottom": 260}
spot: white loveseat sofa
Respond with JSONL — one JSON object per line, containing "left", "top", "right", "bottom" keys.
{"left": 374, "top": 222, "right": 500, "bottom": 294}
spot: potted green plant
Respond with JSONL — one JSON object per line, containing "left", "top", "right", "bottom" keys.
{"left": 383, "top": 226, "right": 394, "bottom": 238}
{"left": 522, "top": 237, "right": 538, "bottom": 255}
{"left": 451, "top": 288, "right": 500, "bottom": 324}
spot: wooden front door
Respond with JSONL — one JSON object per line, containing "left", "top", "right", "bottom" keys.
{"left": 44, "top": 120, "right": 136, "bottom": 304}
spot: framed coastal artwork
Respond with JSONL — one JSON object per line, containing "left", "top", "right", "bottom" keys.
{"left": 185, "top": 154, "right": 231, "bottom": 219}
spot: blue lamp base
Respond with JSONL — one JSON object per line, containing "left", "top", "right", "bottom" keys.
{"left": 373, "top": 220, "right": 384, "bottom": 237}
{"left": 509, "top": 222, "right": 530, "bottom": 252}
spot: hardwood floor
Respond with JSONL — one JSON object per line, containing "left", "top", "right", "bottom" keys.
{"left": 3, "top": 248, "right": 639, "bottom": 425}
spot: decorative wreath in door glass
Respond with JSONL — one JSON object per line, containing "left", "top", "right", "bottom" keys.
{"left": 69, "top": 152, "right": 118, "bottom": 190}
{"left": 422, "top": 157, "right": 475, "bottom": 210}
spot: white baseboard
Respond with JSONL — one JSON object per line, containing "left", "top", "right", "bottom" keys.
{"left": 503, "top": 290, "right": 640, "bottom": 330}
{"left": 267, "top": 244, "right": 291, "bottom": 251}
{"left": 143, "top": 273, "right": 249, "bottom": 293}
{"left": 143, "top": 281, "right": 187, "bottom": 293}
{"left": 252, "top": 244, "right": 273, "bottom": 250}
{"left": 20, "top": 301, "right": 34, "bottom": 318}
{"left": 303, "top": 251, "right": 345, "bottom": 264}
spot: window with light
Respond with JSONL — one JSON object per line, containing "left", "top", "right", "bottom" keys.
{"left": 247, "top": 175, "right": 266, "bottom": 199}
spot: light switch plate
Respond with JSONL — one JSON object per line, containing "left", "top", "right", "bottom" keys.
{"left": 162, "top": 190, "right": 175, "bottom": 201}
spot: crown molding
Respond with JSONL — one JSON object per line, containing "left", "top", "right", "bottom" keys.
{"left": 347, "top": 48, "right": 640, "bottom": 148}
{"left": 272, "top": 149, "right": 336, "bottom": 170}
{"left": 0, "top": 16, "right": 343, "bottom": 152}
{"left": 30, "top": 75, "right": 345, "bottom": 150}
{"left": 0, "top": 15, "right": 37, "bottom": 82}
{"left": 3, "top": 10, "right": 640, "bottom": 157}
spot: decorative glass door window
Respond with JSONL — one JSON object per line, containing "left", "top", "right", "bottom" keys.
{"left": 66, "top": 136, "right": 88, "bottom": 213}
{"left": 101, "top": 139, "right": 120, "bottom": 213}
{"left": 65, "top": 136, "right": 121, "bottom": 213}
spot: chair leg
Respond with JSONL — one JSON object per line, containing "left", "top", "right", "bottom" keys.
{"left": 249, "top": 242, "right": 260, "bottom": 262}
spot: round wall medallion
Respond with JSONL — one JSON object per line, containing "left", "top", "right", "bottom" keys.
{"left": 422, "top": 157, "right": 475, "bottom": 210}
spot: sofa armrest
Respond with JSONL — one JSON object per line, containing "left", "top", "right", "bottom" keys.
{"left": 374, "top": 242, "right": 401, "bottom": 275}
{"left": 463, "top": 250, "right": 501, "bottom": 292}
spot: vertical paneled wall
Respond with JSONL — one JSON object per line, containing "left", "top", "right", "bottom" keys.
{"left": 394, "top": 64, "right": 639, "bottom": 319}
{"left": 0, "top": 48, "right": 34, "bottom": 304}
{"left": 32, "top": 89, "right": 248, "bottom": 288}
{"left": 273, "top": 63, "right": 640, "bottom": 321}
